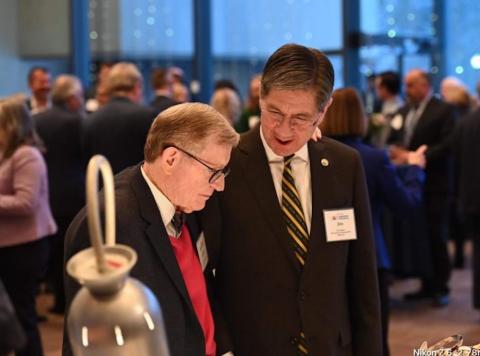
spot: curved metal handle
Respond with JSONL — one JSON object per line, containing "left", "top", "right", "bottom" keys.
{"left": 86, "top": 155, "right": 116, "bottom": 273}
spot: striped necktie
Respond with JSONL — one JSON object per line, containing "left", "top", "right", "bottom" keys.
{"left": 282, "top": 155, "right": 309, "bottom": 266}
{"left": 282, "top": 155, "right": 310, "bottom": 355}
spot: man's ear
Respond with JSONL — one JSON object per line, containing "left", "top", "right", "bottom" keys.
{"left": 323, "top": 96, "right": 333, "bottom": 112}
{"left": 314, "top": 96, "right": 333, "bottom": 127}
{"left": 161, "top": 147, "right": 179, "bottom": 171}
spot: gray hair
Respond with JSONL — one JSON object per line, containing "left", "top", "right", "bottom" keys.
{"left": 51, "top": 75, "right": 82, "bottom": 106}
{"left": 105, "top": 62, "right": 143, "bottom": 96}
{"left": 144, "top": 102, "right": 239, "bottom": 162}
{"left": 261, "top": 43, "right": 334, "bottom": 111}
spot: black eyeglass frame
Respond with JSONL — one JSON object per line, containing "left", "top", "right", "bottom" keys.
{"left": 167, "top": 145, "right": 230, "bottom": 184}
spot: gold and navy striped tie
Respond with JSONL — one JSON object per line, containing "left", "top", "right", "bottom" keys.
{"left": 281, "top": 155, "right": 309, "bottom": 355}
{"left": 282, "top": 155, "right": 309, "bottom": 266}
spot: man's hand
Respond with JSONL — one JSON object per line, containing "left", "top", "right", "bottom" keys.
{"left": 407, "top": 144, "right": 428, "bottom": 168}
{"left": 389, "top": 145, "right": 410, "bottom": 165}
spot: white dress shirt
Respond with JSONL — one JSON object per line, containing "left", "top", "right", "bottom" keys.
{"left": 260, "top": 128, "right": 312, "bottom": 233}
{"left": 141, "top": 165, "right": 177, "bottom": 236}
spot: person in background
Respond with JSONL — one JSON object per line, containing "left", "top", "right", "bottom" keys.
{"left": 169, "top": 66, "right": 190, "bottom": 103}
{"left": 83, "top": 62, "right": 156, "bottom": 174}
{"left": 441, "top": 77, "right": 473, "bottom": 118}
{"left": 0, "top": 278, "right": 26, "bottom": 355}
{"left": 64, "top": 103, "right": 239, "bottom": 356}
{"left": 320, "top": 87, "right": 426, "bottom": 356}
{"left": 234, "top": 74, "right": 261, "bottom": 133}
{"left": 214, "top": 79, "right": 242, "bottom": 101}
{"left": 85, "top": 62, "right": 113, "bottom": 113}
{"left": 25, "top": 67, "right": 52, "bottom": 115}
{"left": 34, "top": 75, "right": 86, "bottom": 315}
{"left": 0, "top": 94, "right": 57, "bottom": 356}
{"left": 363, "top": 73, "right": 382, "bottom": 116}
{"left": 440, "top": 76, "right": 474, "bottom": 269}
{"left": 368, "top": 71, "right": 404, "bottom": 148}
{"left": 388, "top": 69, "right": 457, "bottom": 306}
{"left": 451, "top": 107, "right": 480, "bottom": 311}
{"left": 172, "top": 82, "right": 190, "bottom": 103}
{"left": 201, "top": 44, "right": 382, "bottom": 356}
{"left": 210, "top": 87, "right": 242, "bottom": 127}
{"left": 150, "top": 67, "right": 178, "bottom": 114}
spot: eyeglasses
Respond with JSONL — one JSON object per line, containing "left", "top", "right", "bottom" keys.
{"left": 264, "top": 108, "right": 320, "bottom": 129}
{"left": 168, "top": 145, "right": 230, "bottom": 184}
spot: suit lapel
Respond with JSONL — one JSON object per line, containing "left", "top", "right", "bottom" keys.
{"left": 302, "top": 139, "right": 343, "bottom": 274}
{"left": 409, "top": 98, "right": 437, "bottom": 147}
{"left": 129, "top": 166, "right": 193, "bottom": 308}
{"left": 239, "top": 127, "right": 301, "bottom": 273}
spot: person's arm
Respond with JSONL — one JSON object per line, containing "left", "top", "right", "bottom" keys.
{"left": 0, "top": 148, "right": 45, "bottom": 216}
{"left": 347, "top": 152, "right": 383, "bottom": 355}
{"left": 377, "top": 151, "right": 425, "bottom": 217}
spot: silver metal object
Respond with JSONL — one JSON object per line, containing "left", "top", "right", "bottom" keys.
{"left": 66, "top": 155, "right": 170, "bottom": 356}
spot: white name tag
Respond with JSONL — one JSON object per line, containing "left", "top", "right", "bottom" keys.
{"left": 390, "top": 114, "right": 403, "bottom": 130}
{"left": 323, "top": 208, "right": 357, "bottom": 242}
{"left": 196, "top": 232, "right": 209, "bottom": 271}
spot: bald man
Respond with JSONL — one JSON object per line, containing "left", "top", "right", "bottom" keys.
{"left": 388, "top": 69, "right": 457, "bottom": 306}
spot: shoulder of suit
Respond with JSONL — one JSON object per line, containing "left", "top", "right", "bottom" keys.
{"left": 315, "top": 136, "right": 360, "bottom": 157}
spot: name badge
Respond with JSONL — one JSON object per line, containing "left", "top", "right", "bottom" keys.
{"left": 390, "top": 114, "right": 403, "bottom": 130}
{"left": 323, "top": 208, "right": 357, "bottom": 242}
{"left": 196, "top": 232, "right": 209, "bottom": 271}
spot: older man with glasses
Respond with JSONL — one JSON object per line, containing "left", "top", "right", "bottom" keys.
{"left": 63, "top": 103, "right": 239, "bottom": 356}
{"left": 201, "top": 44, "right": 382, "bottom": 356}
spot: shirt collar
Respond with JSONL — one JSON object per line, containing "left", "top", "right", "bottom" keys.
{"left": 412, "top": 93, "right": 432, "bottom": 111}
{"left": 259, "top": 125, "right": 309, "bottom": 164}
{"left": 141, "top": 165, "right": 176, "bottom": 228}
{"left": 30, "top": 96, "right": 51, "bottom": 114}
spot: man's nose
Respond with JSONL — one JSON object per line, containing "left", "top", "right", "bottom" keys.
{"left": 211, "top": 175, "right": 225, "bottom": 192}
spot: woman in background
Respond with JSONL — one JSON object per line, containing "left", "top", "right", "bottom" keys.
{"left": 320, "top": 87, "right": 426, "bottom": 356}
{"left": 210, "top": 87, "right": 242, "bottom": 127}
{"left": 0, "top": 95, "right": 56, "bottom": 356}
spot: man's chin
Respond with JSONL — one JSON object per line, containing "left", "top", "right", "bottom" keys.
{"left": 271, "top": 144, "right": 297, "bottom": 157}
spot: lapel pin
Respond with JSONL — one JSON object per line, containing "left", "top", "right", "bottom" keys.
{"left": 321, "top": 158, "right": 329, "bottom": 167}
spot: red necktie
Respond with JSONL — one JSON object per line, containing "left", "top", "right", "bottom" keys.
{"left": 168, "top": 225, "right": 216, "bottom": 356}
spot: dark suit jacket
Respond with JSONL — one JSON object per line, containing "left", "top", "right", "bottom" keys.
{"left": 389, "top": 96, "right": 456, "bottom": 195}
{"left": 201, "top": 126, "right": 382, "bottom": 356}
{"left": 337, "top": 137, "right": 424, "bottom": 270}
{"left": 83, "top": 96, "right": 155, "bottom": 174}
{"left": 34, "top": 105, "right": 85, "bottom": 219}
{"left": 452, "top": 108, "right": 480, "bottom": 218}
{"left": 150, "top": 95, "right": 178, "bottom": 115}
{"left": 63, "top": 165, "right": 208, "bottom": 356}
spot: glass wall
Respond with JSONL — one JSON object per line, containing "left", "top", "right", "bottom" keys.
{"left": 85, "top": 0, "right": 480, "bottom": 102}
{"left": 211, "top": 0, "right": 344, "bottom": 98}
{"left": 445, "top": 0, "right": 480, "bottom": 94}
{"left": 359, "top": 0, "right": 435, "bottom": 91}
{"left": 88, "top": 0, "right": 193, "bottom": 100}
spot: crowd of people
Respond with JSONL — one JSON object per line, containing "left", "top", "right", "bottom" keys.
{"left": 0, "top": 43, "right": 479, "bottom": 356}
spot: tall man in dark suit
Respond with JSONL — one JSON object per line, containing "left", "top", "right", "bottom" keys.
{"left": 451, "top": 108, "right": 480, "bottom": 310}
{"left": 83, "top": 62, "right": 156, "bottom": 174}
{"left": 34, "top": 75, "right": 86, "bottom": 314}
{"left": 201, "top": 44, "right": 382, "bottom": 356}
{"left": 389, "top": 69, "right": 457, "bottom": 305}
{"left": 63, "top": 103, "right": 240, "bottom": 356}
